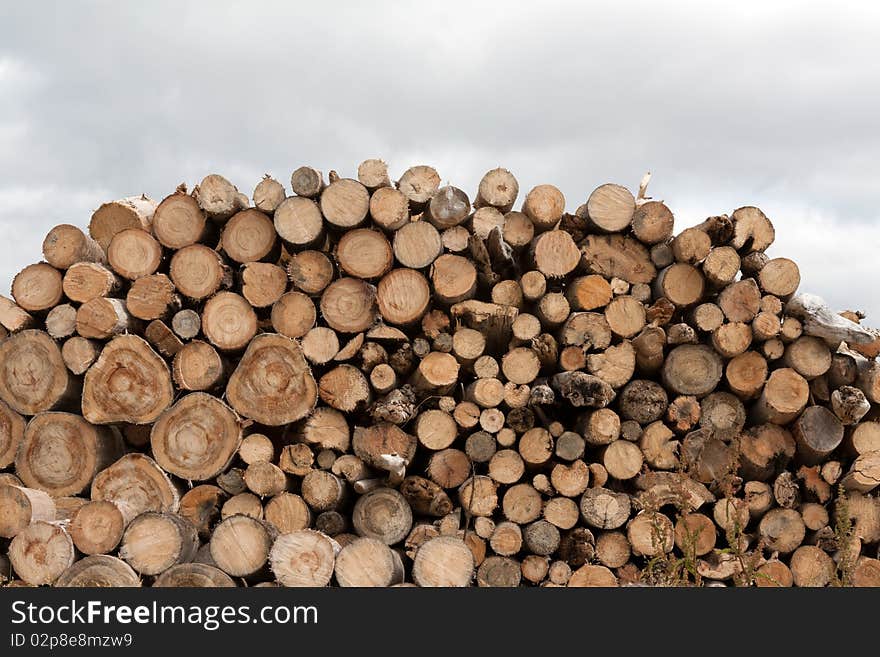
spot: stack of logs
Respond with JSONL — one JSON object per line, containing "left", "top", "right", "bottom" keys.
{"left": 1, "top": 162, "right": 879, "bottom": 588}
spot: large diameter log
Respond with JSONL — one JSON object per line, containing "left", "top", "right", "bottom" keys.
{"left": 0, "top": 485, "right": 56, "bottom": 538}
{"left": 82, "top": 334, "right": 174, "bottom": 424}
{"left": 221, "top": 209, "right": 277, "bottom": 263}
{"left": 42, "top": 224, "right": 104, "bottom": 269}
{"left": 335, "top": 536, "right": 404, "bottom": 587}
{"left": 202, "top": 292, "right": 258, "bottom": 351}
{"left": 89, "top": 195, "right": 157, "bottom": 250}
{"left": 91, "top": 453, "right": 179, "bottom": 523}
{"left": 8, "top": 521, "right": 75, "bottom": 585}
{"left": 226, "top": 333, "right": 318, "bottom": 426}
{"left": 580, "top": 234, "right": 656, "bottom": 284}
{"left": 151, "top": 392, "right": 242, "bottom": 481}
{"left": 585, "top": 183, "right": 635, "bottom": 233}
{"left": 336, "top": 228, "right": 393, "bottom": 279}
{"left": 353, "top": 487, "right": 413, "bottom": 545}
{"left": 55, "top": 554, "right": 141, "bottom": 587}
{"left": 661, "top": 344, "right": 723, "bottom": 397}
{"left": 413, "top": 536, "right": 474, "bottom": 587}
{"left": 751, "top": 367, "right": 809, "bottom": 425}
{"left": 16, "top": 412, "right": 121, "bottom": 496}
{"left": 12, "top": 263, "right": 63, "bottom": 312}
{"left": 0, "top": 329, "right": 78, "bottom": 415}
{"left": 152, "top": 189, "right": 207, "bottom": 248}
{"left": 119, "top": 511, "right": 199, "bottom": 575}
{"left": 269, "top": 529, "right": 337, "bottom": 587}
{"left": 107, "top": 228, "right": 163, "bottom": 280}
{"left": 320, "top": 178, "right": 370, "bottom": 229}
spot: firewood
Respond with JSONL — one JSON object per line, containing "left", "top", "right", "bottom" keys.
{"left": 702, "top": 246, "right": 740, "bottom": 287}
{"left": 477, "top": 168, "right": 519, "bottom": 212}
{"left": 758, "top": 508, "right": 805, "bottom": 553}
{"left": 290, "top": 166, "right": 324, "bottom": 198}
{"left": 154, "top": 563, "right": 235, "bottom": 588}
{"left": 274, "top": 196, "right": 324, "bottom": 248}
{"left": 9, "top": 521, "right": 75, "bottom": 585}
{"left": 0, "top": 329, "right": 79, "bottom": 415}
{"left": 119, "top": 511, "right": 199, "bottom": 575}
{"left": 12, "top": 263, "right": 64, "bottom": 312}
{"left": 0, "top": 485, "right": 56, "bottom": 538}
{"left": 631, "top": 201, "right": 673, "bottom": 244}
{"left": 210, "top": 514, "right": 275, "bottom": 577}
{"left": 730, "top": 206, "right": 775, "bottom": 253}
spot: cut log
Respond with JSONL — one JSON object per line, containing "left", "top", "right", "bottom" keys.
{"left": 580, "top": 234, "right": 656, "bottom": 285}
{"left": 45, "top": 303, "right": 77, "bottom": 339}
{"left": 0, "top": 329, "right": 78, "bottom": 415}
{"left": 226, "top": 333, "right": 317, "bottom": 426}
{"left": 210, "top": 514, "right": 274, "bottom": 577}
{"left": 42, "top": 224, "right": 104, "bottom": 269}
{"left": 337, "top": 228, "right": 393, "bottom": 279}
{"left": 604, "top": 296, "right": 646, "bottom": 339}
{"left": 107, "top": 228, "right": 162, "bottom": 280}
{"left": 671, "top": 227, "right": 711, "bottom": 264}
{"left": 55, "top": 555, "right": 140, "bottom": 587}
{"left": 431, "top": 254, "right": 477, "bottom": 304}
{"left": 271, "top": 291, "right": 316, "bottom": 339}
{"left": 12, "top": 263, "right": 64, "bottom": 312}
{"left": 653, "top": 263, "right": 704, "bottom": 307}
{"left": 784, "top": 336, "right": 832, "bottom": 380}
{"left": 320, "top": 277, "right": 377, "bottom": 333}
{"left": 0, "top": 485, "right": 56, "bottom": 538}
{"left": 0, "top": 295, "right": 35, "bottom": 332}
{"left": 702, "top": 246, "right": 740, "bottom": 287}
{"left": 523, "top": 184, "right": 565, "bottom": 233}
{"left": 169, "top": 245, "right": 229, "bottom": 300}
{"left": 758, "top": 508, "right": 805, "bottom": 553}
{"left": 8, "top": 521, "right": 75, "bottom": 585}
{"left": 178, "top": 485, "right": 225, "bottom": 540}
{"left": 476, "top": 168, "right": 519, "bottom": 212}
{"left": 193, "top": 175, "right": 245, "bottom": 222}
{"left": 725, "top": 350, "right": 767, "bottom": 399}
{"left": 126, "top": 274, "right": 178, "bottom": 321}
{"left": 631, "top": 200, "right": 673, "bottom": 244}
{"left": 335, "top": 536, "right": 404, "bottom": 587}
{"left": 319, "top": 364, "right": 372, "bottom": 412}
{"left": 119, "top": 511, "right": 199, "bottom": 575}
{"left": 154, "top": 562, "right": 235, "bottom": 588}
{"left": 290, "top": 166, "right": 324, "bottom": 198}
{"left": 321, "top": 178, "right": 371, "bottom": 229}
{"left": 730, "top": 206, "right": 775, "bottom": 253}
{"left": 269, "top": 529, "right": 336, "bottom": 587}
{"left": 274, "top": 196, "right": 324, "bottom": 248}
{"left": 91, "top": 453, "right": 179, "bottom": 523}
{"left": 152, "top": 190, "right": 207, "bottom": 249}
{"left": 251, "top": 175, "right": 286, "bottom": 214}
{"left": 239, "top": 262, "right": 287, "bottom": 309}
{"left": 580, "top": 487, "right": 631, "bottom": 529}
{"left": 201, "top": 292, "right": 258, "bottom": 351}
{"left": 751, "top": 368, "right": 810, "bottom": 425}
{"left": 738, "top": 423, "right": 796, "bottom": 481}
{"left": 627, "top": 511, "right": 673, "bottom": 557}
{"left": 89, "top": 195, "right": 156, "bottom": 250}
{"left": 790, "top": 545, "right": 834, "bottom": 587}
{"left": 413, "top": 536, "right": 474, "bottom": 587}
{"left": 662, "top": 344, "right": 723, "bottom": 397}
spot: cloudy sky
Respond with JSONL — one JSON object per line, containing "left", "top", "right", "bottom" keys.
{"left": 1, "top": 1, "right": 878, "bottom": 316}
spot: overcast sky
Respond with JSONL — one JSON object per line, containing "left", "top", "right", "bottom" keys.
{"left": 1, "top": 1, "right": 878, "bottom": 317}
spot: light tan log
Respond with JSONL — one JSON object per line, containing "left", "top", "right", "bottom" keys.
{"left": 268, "top": 529, "right": 336, "bottom": 587}
{"left": 702, "top": 246, "right": 741, "bottom": 287}
{"left": 631, "top": 200, "right": 673, "bottom": 244}
{"left": 316, "top": 364, "right": 370, "bottom": 412}
{"left": 783, "top": 336, "right": 831, "bottom": 380}
{"left": 152, "top": 190, "right": 207, "bottom": 248}
{"left": 210, "top": 514, "right": 275, "bottom": 577}
{"left": 45, "top": 303, "right": 76, "bottom": 340}
{"left": 222, "top": 492, "right": 263, "bottom": 519}
{"left": 126, "top": 274, "right": 178, "bottom": 321}
{"left": 334, "top": 536, "right": 404, "bottom": 587}
{"left": 397, "top": 165, "right": 440, "bottom": 208}
{"left": 237, "top": 263, "right": 286, "bottom": 309}
{"left": 476, "top": 168, "right": 519, "bottom": 212}
{"left": 200, "top": 292, "right": 257, "bottom": 351}
{"left": 522, "top": 184, "right": 565, "bottom": 232}
{"left": 154, "top": 563, "right": 235, "bottom": 587}
{"left": 661, "top": 344, "right": 723, "bottom": 397}
{"left": 738, "top": 423, "right": 795, "bottom": 480}
{"left": 430, "top": 253, "right": 477, "bottom": 304}
{"left": 758, "top": 508, "right": 805, "bottom": 553}
{"left": 730, "top": 206, "right": 775, "bottom": 253}
{"left": 119, "top": 511, "right": 199, "bottom": 575}
{"left": 91, "top": 453, "right": 179, "bottom": 523}
{"left": 225, "top": 333, "right": 317, "bottom": 425}
{"left": 532, "top": 230, "right": 580, "bottom": 277}
{"left": 671, "top": 227, "right": 711, "bottom": 264}
{"left": 352, "top": 423, "right": 417, "bottom": 470}
{"left": 790, "top": 545, "right": 834, "bottom": 587}
{"left": 319, "top": 277, "right": 377, "bottom": 333}
{"left": 580, "top": 235, "right": 657, "bottom": 285}
{"left": 89, "top": 195, "right": 157, "bottom": 250}
{"left": 0, "top": 295, "right": 35, "bottom": 332}
{"left": 791, "top": 405, "right": 844, "bottom": 465}
{"left": 290, "top": 166, "right": 324, "bottom": 198}
{"left": 12, "top": 263, "right": 63, "bottom": 312}
{"left": 627, "top": 511, "right": 674, "bottom": 557}
{"left": 55, "top": 555, "right": 141, "bottom": 587}
{"left": 252, "top": 175, "right": 286, "bottom": 214}
{"left": 82, "top": 334, "right": 173, "bottom": 424}
{"left": 0, "top": 485, "right": 56, "bottom": 538}
{"left": 168, "top": 245, "right": 228, "bottom": 300}
{"left": 579, "top": 487, "right": 630, "bottom": 529}
{"left": 320, "top": 178, "right": 370, "bottom": 228}
{"left": 106, "top": 228, "right": 162, "bottom": 280}
{"left": 336, "top": 228, "right": 393, "bottom": 280}
{"left": 42, "top": 224, "right": 104, "bottom": 269}
{"left": 0, "top": 329, "right": 78, "bottom": 415}
{"left": 352, "top": 487, "right": 412, "bottom": 545}
{"left": 170, "top": 309, "right": 200, "bottom": 341}
{"left": 425, "top": 185, "right": 470, "bottom": 228}
{"left": 193, "top": 175, "right": 245, "bottom": 222}
{"left": 653, "top": 263, "right": 704, "bottom": 307}
{"left": 412, "top": 536, "right": 474, "bottom": 587}
{"left": 62, "top": 264, "right": 118, "bottom": 305}
{"left": 9, "top": 521, "right": 75, "bottom": 585}
{"left": 273, "top": 196, "right": 324, "bottom": 249}
{"left": 75, "top": 297, "right": 133, "bottom": 339}
{"left": 751, "top": 367, "right": 809, "bottom": 425}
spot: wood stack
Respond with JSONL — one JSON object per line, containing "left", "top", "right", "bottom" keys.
{"left": 1, "top": 163, "right": 879, "bottom": 588}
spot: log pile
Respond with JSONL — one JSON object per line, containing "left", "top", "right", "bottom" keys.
{"left": 1, "top": 162, "right": 880, "bottom": 588}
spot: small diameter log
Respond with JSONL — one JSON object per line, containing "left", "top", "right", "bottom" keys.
{"left": 55, "top": 555, "right": 141, "bottom": 587}
{"left": 702, "top": 246, "right": 740, "bottom": 287}
{"left": 75, "top": 297, "right": 134, "bottom": 339}
{"left": 119, "top": 511, "right": 199, "bottom": 575}
{"left": 631, "top": 201, "right": 674, "bottom": 244}
{"left": 178, "top": 485, "right": 225, "bottom": 539}
{"left": 352, "top": 487, "right": 412, "bottom": 545}
{"left": 751, "top": 368, "right": 809, "bottom": 425}
{"left": 725, "top": 351, "right": 767, "bottom": 399}
{"left": 240, "top": 263, "right": 287, "bottom": 309}
{"left": 567, "top": 275, "right": 613, "bottom": 311}
{"left": 321, "top": 178, "right": 370, "bottom": 229}
{"left": 792, "top": 406, "right": 844, "bottom": 465}
{"left": 172, "top": 340, "right": 225, "bottom": 391}
{"left": 413, "top": 535, "right": 474, "bottom": 587}
{"left": 9, "top": 521, "right": 75, "bottom": 585}
{"left": 16, "top": 411, "right": 119, "bottom": 496}
{"left": 91, "top": 453, "right": 179, "bottom": 523}
{"left": 270, "top": 291, "right": 316, "bottom": 339}
{"left": 477, "top": 168, "right": 519, "bottom": 212}
{"left": 602, "top": 440, "right": 643, "bottom": 481}
{"left": 337, "top": 228, "right": 393, "bottom": 279}
{"left": 502, "top": 347, "right": 541, "bottom": 385}
{"left": 369, "top": 187, "right": 410, "bottom": 232}
{"left": 89, "top": 195, "right": 156, "bottom": 250}
{"left": 193, "top": 175, "right": 246, "bottom": 222}
{"left": 12, "top": 263, "right": 64, "bottom": 312}
{"left": 106, "top": 229, "right": 162, "bottom": 280}
{"left": 627, "top": 511, "right": 674, "bottom": 557}
{"left": 662, "top": 344, "right": 723, "bottom": 397}
{"left": 0, "top": 485, "right": 56, "bottom": 538}
{"left": 758, "top": 257, "right": 800, "bottom": 297}
{"left": 335, "top": 536, "right": 404, "bottom": 587}
{"left": 532, "top": 230, "right": 580, "bottom": 278}
{"left": 0, "top": 330, "right": 77, "bottom": 415}
{"left": 671, "top": 227, "right": 711, "bottom": 264}
{"left": 640, "top": 421, "right": 679, "bottom": 470}
{"left": 425, "top": 185, "right": 470, "bottom": 229}
{"left": 718, "top": 278, "right": 762, "bottom": 323}
{"left": 152, "top": 190, "right": 207, "bottom": 249}
{"left": 169, "top": 245, "right": 230, "bottom": 300}
{"left": 269, "top": 529, "right": 336, "bottom": 587}
{"left": 784, "top": 336, "right": 832, "bottom": 380}
{"left": 82, "top": 334, "right": 173, "bottom": 424}
{"left": 290, "top": 166, "right": 324, "bottom": 198}
{"left": 126, "top": 274, "right": 178, "bottom": 321}
{"left": 604, "top": 296, "right": 646, "bottom": 339}
{"left": 790, "top": 545, "right": 834, "bottom": 587}
{"left": 42, "top": 224, "right": 104, "bottom": 270}
{"left": 171, "top": 309, "right": 201, "bottom": 341}
{"left": 357, "top": 158, "right": 391, "bottom": 190}
{"left": 319, "top": 365, "right": 372, "bottom": 412}
{"left": 274, "top": 196, "right": 324, "bottom": 248}
{"left": 730, "top": 206, "right": 775, "bottom": 253}
{"left": 580, "top": 487, "right": 631, "bottom": 530}
{"left": 252, "top": 175, "right": 286, "bottom": 214}
{"left": 653, "top": 263, "right": 704, "bottom": 307}
{"left": 523, "top": 184, "right": 565, "bottom": 232}
{"left": 210, "top": 514, "right": 275, "bottom": 577}
{"left": 738, "top": 424, "right": 796, "bottom": 481}
{"left": 45, "top": 304, "right": 77, "bottom": 339}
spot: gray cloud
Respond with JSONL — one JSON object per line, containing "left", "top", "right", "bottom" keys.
{"left": 1, "top": 1, "right": 879, "bottom": 316}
